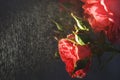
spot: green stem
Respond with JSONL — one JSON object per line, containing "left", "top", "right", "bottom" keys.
{"left": 105, "top": 45, "right": 120, "bottom": 54}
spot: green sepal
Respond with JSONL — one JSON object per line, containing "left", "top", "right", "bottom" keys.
{"left": 71, "top": 13, "right": 89, "bottom": 31}
{"left": 77, "top": 33, "right": 91, "bottom": 44}
{"left": 73, "top": 32, "right": 86, "bottom": 45}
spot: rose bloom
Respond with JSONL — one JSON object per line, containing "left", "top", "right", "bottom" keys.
{"left": 58, "top": 35, "right": 91, "bottom": 78}
{"left": 82, "top": 0, "right": 120, "bottom": 43}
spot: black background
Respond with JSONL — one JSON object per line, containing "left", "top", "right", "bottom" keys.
{"left": 0, "top": 0, "right": 120, "bottom": 80}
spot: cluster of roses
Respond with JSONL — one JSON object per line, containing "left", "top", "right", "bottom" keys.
{"left": 57, "top": 0, "right": 120, "bottom": 78}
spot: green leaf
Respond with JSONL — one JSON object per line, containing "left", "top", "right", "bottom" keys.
{"left": 71, "top": 13, "right": 89, "bottom": 31}
{"left": 51, "top": 20, "right": 63, "bottom": 31}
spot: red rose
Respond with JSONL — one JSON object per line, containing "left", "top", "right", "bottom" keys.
{"left": 82, "top": 0, "right": 120, "bottom": 43}
{"left": 58, "top": 38, "right": 91, "bottom": 78}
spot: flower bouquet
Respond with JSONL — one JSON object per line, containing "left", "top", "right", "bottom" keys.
{"left": 53, "top": 0, "right": 120, "bottom": 79}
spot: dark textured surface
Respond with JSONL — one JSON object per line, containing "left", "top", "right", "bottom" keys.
{"left": 0, "top": 0, "right": 120, "bottom": 80}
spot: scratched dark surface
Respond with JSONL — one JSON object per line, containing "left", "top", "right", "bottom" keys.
{"left": 0, "top": 0, "right": 120, "bottom": 80}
